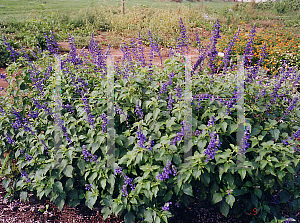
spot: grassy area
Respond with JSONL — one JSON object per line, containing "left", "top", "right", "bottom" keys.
{"left": 0, "top": 0, "right": 235, "bottom": 20}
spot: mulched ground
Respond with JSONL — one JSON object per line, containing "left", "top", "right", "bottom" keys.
{"left": 1, "top": 175, "right": 300, "bottom": 223}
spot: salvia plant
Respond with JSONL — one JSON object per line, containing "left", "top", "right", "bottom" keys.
{"left": 0, "top": 18, "right": 300, "bottom": 223}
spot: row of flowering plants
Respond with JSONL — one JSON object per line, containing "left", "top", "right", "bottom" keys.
{"left": 0, "top": 18, "right": 300, "bottom": 223}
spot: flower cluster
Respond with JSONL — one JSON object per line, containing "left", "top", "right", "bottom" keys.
{"left": 99, "top": 113, "right": 108, "bottom": 133}
{"left": 193, "top": 129, "right": 202, "bottom": 137}
{"left": 174, "top": 84, "right": 182, "bottom": 99}
{"left": 207, "top": 116, "right": 216, "bottom": 127}
{"left": 247, "top": 43, "right": 267, "bottom": 83}
{"left": 170, "top": 121, "right": 191, "bottom": 145}
{"left": 241, "top": 126, "right": 251, "bottom": 154}
{"left": 244, "top": 24, "right": 257, "bottom": 68}
{"left": 120, "top": 43, "right": 135, "bottom": 77}
{"left": 167, "top": 92, "right": 175, "bottom": 113}
{"left": 62, "top": 103, "right": 75, "bottom": 114}
{"left": 39, "top": 139, "right": 49, "bottom": 154}
{"left": 204, "top": 131, "right": 221, "bottom": 162}
{"left": 114, "top": 166, "right": 123, "bottom": 175}
{"left": 3, "top": 34, "right": 20, "bottom": 62}
{"left": 82, "top": 145, "right": 98, "bottom": 163}
{"left": 44, "top": 31, "right": 59, "bottom": 55}
{"left": 195, "top": 29, "right": 202, "bottom": 54}
{"left": 81, "top": 93, "right": 96, "bottom": 129}
{"left": 136, "top": 125, "right": 147, "bottom": 149}
{"left": 54, "top": 117, "right": 72, "bottom": 144}
{"left": 115, "top": 103, "right": 129, "bottom": 127}
{"left": 162, "top": 202, "right": 172, "bottom": 211}
{"left": 191, "top": 48, "right": 207, "bottom": 77}
{"left": 176, "top": 17, "right": 190, "bottom": 55}
{"left": 220, "top": 29, "right": 240, "bottom": 74}
{"left": 156, "top": 161, "right": 177, "bottom": 181}
{"left": 280, "top": 97, "right": 299, "bottom": 120}
{"left": 137, "top": 33, "right": 146, "bottom": 67}
{"left": 21, "top": 171, "right": 31, "bottom": 183}
{"left": 67, "top": 34, "right": 83, "bottom": 66}
{"left": 32, "top": 99, "right": 53, "bottom": 116}
{"left": 85, "top": 184, "right": 92, "bottom": 191}
{"left": 25, "top": 154, "right": 32, "bottom": 162}
{"left": 5, "top": 133, "right": 15, "bottom": 145}
{"left": 11, "top": 109, "right": 35, "bottom": 135}
{"left": 207, "top": 19, "right": 221, "bottom": 76}
{"left": 28, "top": 110, "right": 39, "bottom": 119}
{"left": 147, "top": 30, "right": 162, "bottom": 66}
{"left": 135, "top": 101, "right": 144, "bottom": 119}
{"left": 145, "top": 135, "right": 154, "bottom": 152}
{"left": 0, "top": 73, "right": 7, "bottom": 82}
{"left": 115, "top": 167, "right": 135, "bottom": 197}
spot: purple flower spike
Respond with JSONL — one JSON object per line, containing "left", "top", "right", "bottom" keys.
{"left": 176, "top": 17, "right": 190, "bottom": 55}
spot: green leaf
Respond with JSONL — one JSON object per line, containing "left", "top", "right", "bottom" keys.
{"left": 100, "top": 178, "right": 106, "bottom": 190}
{"left": 153, "top": 108, "right": 160, "bottom": 120}
{"left": 228, "top": 123, "right": 237, "bottom": 134}
{"left": 145, "top": 209, "right": 153, "bottom": 222}
{"left": 65, "top": 178, "right": 73, "bottom": 192}
{"left": 260, "top": 160, "right": 268, "bottom": 169}
{"left": 115, "top": 204, "right": 123, "bottom": 215}
{"left": 271, "top": 129, "right": 280, "bottom": 141}
{"left": 155, "top": 216, "right": 161, "bottom": 223}
{"left": 251, "top": 192, "right": 258, "bottom": 207}
{"left": 277, "top": 170, "right": 285, "bottom": 182}
{"left": 2, "top": 179, "right": 11, "bottom": 190}
{"left": 251, "top": 127, "right": 261, "bottom": 136}
{"left": 120, "top": 114, "right": 127, "bottom": 123}
{"left": 54, "top": 181, "right": 64, "bottom": 193}
{"left": 152, "top": 186, "right": 159, "bottom": 198}
{"left": 124, "top": 211, "right": 136, "bottom": 223}
{"left": 20, "top": 191, "right": 28, "bottom": 202}
{"left": 91, "top": 143, "right": 99, "bottom": 154}
{"left": 55, "top": 196, "right": 65, "bottom": 211}
{"left": 263, "top": 204, "right": 270, "bottom": 213}
{"left": 145, "top": 113, "right": 152, "bottom": 124}
{"left": 220, "top": 201, "right": 229, "bottom": 217}
{"left": 192, "top": 169, "right": 202, "bottom": 180}
{"left": 197, "top": 139, "right": 207, "bottom": 150}
{"left": 85, "top": 191, "right": 97, "bottom": 210}
{"left": 77, "top": 159, "right": 85, "bottom": 174}
{"left": 238, "top": 169, "right": 246, "bottom": 181}
{"left": 224, "top": 173, "right": 234, "bottom": 188}
{"left": 63, "top": 165, "right": 73, "bottom": 178}
{"left": 221, "top": 122, "right": 228, "bottom": 133}
{"left": 212, "top": 193, "right": 223, "bottom": 204}
{"left": 160, "top": 136, "right": 169, "bottom": 145}
{"left": 182, "top": 183, "right": 193, "bottom": 197}
{"left": 225, "top": 195, "right": 235, "bottom": 208}
{"left": 201, "top": 172, "right": 210, "bottom": 186}
{"left": 254, "top": 188, "right": 262, "bottom": 199}
{"left": 101, "top": 206, "right": 112, "bottom": 220}
{"left": 166, "top": 117, "right": 176, "bottom": 128}
{"left": 280, "top": 191, "right": 290, "bottom": 203}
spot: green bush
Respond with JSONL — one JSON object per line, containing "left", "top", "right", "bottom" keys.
{"left": 0, "top": 24, "right": 300, "bottom": 223}
{"left": 0, "top": 39, "right": 10, "bottom": 67}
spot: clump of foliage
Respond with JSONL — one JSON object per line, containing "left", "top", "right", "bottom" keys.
{"left": 0, "top": 18, "right": 300, "bottom": 223}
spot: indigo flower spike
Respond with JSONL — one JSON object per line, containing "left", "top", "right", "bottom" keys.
{"left": 85, "top": 184, "right": 92, "bottom": 191}
{"left": 162, "top": 202, "right": 172, "bottom": 211}
{"left": 0, "top": 73, "right": 7, "bottom": 82}
{"left": 114, "top": 166, "right": 123, "bottom": 175}
{"left": 5, "top": 133, "right": 15, "bottom": 145}
{"left": 135, "top": 100, "right": 144, "bottom": 119}
{"left": 207, "top": 116, "right": 216, "bottom": 127}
